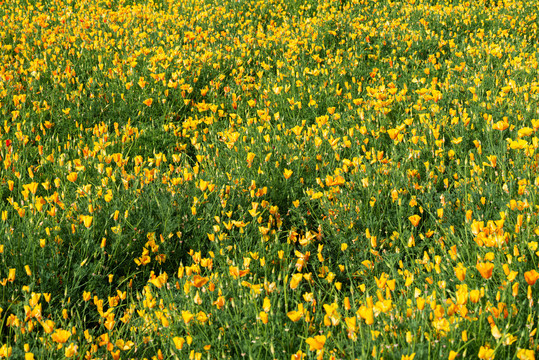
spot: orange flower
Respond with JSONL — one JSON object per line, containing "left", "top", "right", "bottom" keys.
{"left": 181, "top": 311, "right": 194, "bottom": 325}
{"left": 51, "top": 328, "right": 71, "bottom": 344}
{"left": 80, "top": 215, "right": 93, "bottom": 228}
{"left": 357, "top": 305, "right": 374, "bottom": 325}
{"left": 401, "top": 354, "right": 416, "bottom": 360}
{"left": 289, "top": 273, "right": 303, "bottom": 290}
{"left": 7, "top": 268, "right": 15, "bottom": 282}
{"left": 25, "top": 182, "right": 39, "bottom": 195}
{"left": 259, "top": 311, "right": 268, "bottom": 324}
{"left": 305, "top": 335, "right": 326, "bottom": 351}
{"left": 478, "top": 346, "right": 495, "bottom": 360}
{"left": 476, "top": 262, "right": 494, "bottom": 279}
{"left": 192, "top": 275, "right": 209, "bottom": 288}
{"left": 229, "top": 266, "right": 249, "bottom": 279}
{"left": 40, "top": 319, "right": 55, "bottom": 333}
{"left": 262, "top": 297, "right": 271, "bottom": 312}
{"left": 516, "top": 349, "right": 536, "bottom": 360}
{"left": 212, "top": 296, "right": 225, "bottom": 309}
{"left": 143, "top": 98, "right": 153, "bottom": 107}
{"left": 173, "top": 337, "right": 185, "bottom": 350}
{"left": 67, "top": 172, "right": 77, "bottom": 182}
{"left": 64, "top": 343, "right": 78, "bottom": 357}
{"left": 408, "top": 215, "right": 421, "bottom": 227}
{"left": 470, "top": 289, "right": 481, "bottom": 303}
{"left": 454, "top": 263, "right": 466, "bottom": 281}
{"left": 287, "top": 309, "right": 303, "bottom": 322}
{"left": 524, "top": 270, "right": 539, "bottom": 286}
{"left": 283, "top": 168, "right": 293, "bottom": 180}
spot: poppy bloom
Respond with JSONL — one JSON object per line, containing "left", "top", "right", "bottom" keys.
{"left": 283, "top": 168, "right": 293, "bottom": 179}
{"left": 289, "top": 273, "right": 303, "bottom": 289}
{"left": 259, "top": 311, "right": 268, "bottom": 324}
{"left": 305, "top": 335, "right": 326, "bottom": 351}
{"left": 192, "top": 275, "right": 209, "bottom": 288}
{"left": 477, "top": 262, "right": 494, "bottom": 279}
{"left": 524, "top": 270, "right": 539, "bottom": 286}
{"left": 51, "top": 329, "right": 71, "bottom": 344}
{"left": 408, "top": 215, "right": 421, "bottom": 227}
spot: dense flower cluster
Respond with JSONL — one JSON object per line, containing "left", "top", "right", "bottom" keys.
{"left": 0, "top": 0, "right": 538, "bottom": 358}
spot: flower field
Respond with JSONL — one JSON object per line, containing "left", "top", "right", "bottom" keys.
{"left": 1, "top": 0, "right": 539, "bottom": 358}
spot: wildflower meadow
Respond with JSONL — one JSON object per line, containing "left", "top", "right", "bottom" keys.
{"left": 0, "top": 0, "right": 538, "bottom": 358}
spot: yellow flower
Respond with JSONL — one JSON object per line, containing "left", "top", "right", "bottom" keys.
{"left": 454, "top": 263, "right": 466, "bottom": 281}
{"left": 262, "top": 297, "right": 271, "bottom": 312}
{"left": 259, "top": 311, "right": 268, "bottom": 324}
{"left": 491, "top": 324, "right": 502, "bottom": 340}
{"left": 67, "top": 172, "right": 78, "bottom": 182}
{"left": 289, "top": 273, "right": 303, "bottom": 290}
{"left": 283, "top": 168, "right": 293, "bottom": 180}
{"left": 477, "top": 262, "right": 494, "bottom": 279}
{"left": 408, "top": 215, "right": 421, "bottom": 227}
{"left": 357, "top": 305, "right": 374, "bottom": 325}
{"left": 246, "top": 152, "right": 256, "bottom": 167}
{"left": 524, "top": 270, "right": 539, "bottom": 286}
{"left": 173, "top": 337, "right": 185, "bottom": 350}
{"left": 516, "top": 349, "right": 535, "bottom": 360}
{"left": 0, "top": 344, "right": 12, "bottom": 358}
{"left": 24, "top": 182, "right": 39, "bottom": 195}
{"left": 478, "top": 346, "right": 495, "bottom": 360}
{"left": 51, "top": 328, "right": 71, "bottom": 344}
{"left": 191, "top": 275, "right": 209, "bottom": 288}
{"left": 305, "top": 335, "right": 326, "bottom": 351}
{"left": 64, "top": 343, "right": 78, "bottom": 357}
{"left": 7, "top": 268, "right": 15, "bottom": 282}
{"left": 143, "top": 98, "right": 153, "bottom": 106}
{"left": 80, "top": 215, "right": 93, "bottom": 228}
{"left": 470, "top": 289, "right": 481, "bottom": 303}
{"left": 182, "top": 311, "right": 194, "bottom": 325}
{"left": 401, "top": 354, "right": 416, "bottom": 360}
{"left": 287, "top": 309, "right": 303, "bottom": 322}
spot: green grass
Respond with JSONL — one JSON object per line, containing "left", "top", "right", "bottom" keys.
{"left": 0, "top": 0, "right": 538, "bottom": 358}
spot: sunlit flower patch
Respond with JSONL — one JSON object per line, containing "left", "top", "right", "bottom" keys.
{"left": 0, "top": 0, "right": 538, "bottom": 358}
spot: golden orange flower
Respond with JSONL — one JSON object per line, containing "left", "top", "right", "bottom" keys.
{"left": 7, "top": 268, "right": 15, "bottom": 282}
{"left": 289, "top": 273, "right": 303, "bottom": 290}
{"left": 229, "top": 266, "right": 249, "bottom": 279}
{"left": 51, "top": 328, "right": 71, "bottom": 344}
{"left": 64, "top": 343, "right": 78, "bottom": 357}
{"left": 192, "top": 275, "right": 209, "bottom": 288}
{"left": 173, "top": 337, "right": 185, "bottom": 350}
{"left": 478, "top": 346, "right": 495, "bottom": 360}
{"left": 408, "top": 215, "right": 421, "bottom": 227}
{"left": 476, "top": 262, "right": 494, "bottom": 280}
{"left": 287, "top": 309, "right": 303, "bottom": 322}
{"left": 516, "top": 349, "right": 536, "bottom": 360}
{"left": 259, "top": 311, "right": 268, "bottom": 324}
{"left": 283, "top": 168, "right": 293, "bottom": 180}
{"left": 80, "top": 215, "right": 93, "bottom": 228}
{"left": 454, "top": 263, "right": 467, "bottom": 281}
{"left": 305, "top": 335, "right": 326, "bottom": 351}
{"left": 67, "top": 172, "right": 77, "bottom": 182}
{"left": 524, "top": 270, "right": 539, "bottom": 286}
